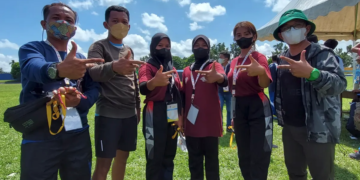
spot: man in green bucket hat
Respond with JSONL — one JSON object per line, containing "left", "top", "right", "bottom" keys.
{"left": 273, "top": 9, "right": 346, "bottom": 180}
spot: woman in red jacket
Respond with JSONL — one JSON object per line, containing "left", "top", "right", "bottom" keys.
{"left": 138, "top": 33, "right": 183, "bottom": 180}
{"left": 227, "top": 21, "right": 273, "bottom": 180}
{"left": 182, "top": 35, "right": 227, "bottom": 180}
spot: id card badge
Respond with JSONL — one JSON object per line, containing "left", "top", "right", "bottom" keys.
{"left": 231, "top": 96, "right": 236, "bottom": 119}
{"left": 187, "top": 104, "right": 199, "bottom": 125}
{"left": 63, "top": 107, "right": 83, "bottom": 131}
{"left": 223, "top": 86, "right": 229, "bottom": 92}
{"left": 167, "top": 103, "right": 179, "bottom": 122}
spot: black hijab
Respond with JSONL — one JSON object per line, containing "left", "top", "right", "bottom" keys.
{"left": 192, "top": 35, "right": 212, "bottom": 71}
{"left": 147, "top": 33, "right": 173, "bottom": 71}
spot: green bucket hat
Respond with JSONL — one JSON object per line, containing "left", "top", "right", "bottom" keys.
{"left": 273, "top": 9, "right": 316, "bottom": 41}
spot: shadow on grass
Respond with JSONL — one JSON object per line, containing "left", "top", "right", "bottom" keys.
{"left": 219, "top": 132, "right": 233, "bottom": 148}
{"left": 335, "top": 164, "right": 358, "bottom": 180}
{"left": 0, "top": 80, "right": 20, "bottom": 84}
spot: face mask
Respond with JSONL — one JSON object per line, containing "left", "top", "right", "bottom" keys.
{"left": 193, "top": 48, "right": 209, "bottom": 61}
{"left": 218, "top": 58, "right": 224, "bottom": 64}
{"left": 46, "top": 20, "right": 76, "bottom": 40}
{"left": 281, "top": 27, "right": 307, "bottom": 45}
{"left": 155, "top": 48, "right": 171, "bottom": 60}
{"left": 236, "top": 37, "right": 253, "bottom": 49}
{"left": 110, "top": 23, "right": 129, "bottom": 40}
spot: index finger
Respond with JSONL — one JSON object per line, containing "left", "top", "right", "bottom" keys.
{"left": 81, "top": 58, "right": 104, "bottom": 64}
{"left": 128, "top": 60, "right": 146, "bottom": 65}
{"left": 163, "top": 70, "right": 176, "bottom": 75}
{"left": 195, "top": 70, "right": 209, "bottom": 74}
{"left": 235, "top": 65, "right": 250, "bottom": 69}
{"left": 280, "top": 56, "right": 296, "bottom": 64}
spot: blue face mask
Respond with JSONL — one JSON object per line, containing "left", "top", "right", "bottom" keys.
{"left": 46, "top": 20, "right": 76, "bottom": 40}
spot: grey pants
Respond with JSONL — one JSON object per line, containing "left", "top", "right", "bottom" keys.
{"left": 282, "top": 125, "right": 335, "bottom": 180}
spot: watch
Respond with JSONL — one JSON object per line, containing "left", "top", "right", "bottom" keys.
{"left": 307, "top": 68, "right": 320, "bottom": 81}
{"left": 47, "top": 63, "right": 60, "bottom": 80}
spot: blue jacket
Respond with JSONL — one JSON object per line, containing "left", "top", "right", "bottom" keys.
{"left": 268, "top": 63, "right": 277, "bottom": 92}
{"left": 18, "top": 41, "right": 100, "bottom": 141}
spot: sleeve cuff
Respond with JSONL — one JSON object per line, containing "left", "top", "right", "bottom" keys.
{"left": 140, "top": 81, "right": 152, "bottom": 95}
{"left": 105, "top": 61, "right": 116, "bottom": 77}
{"left": 217, "top": 74, "right": 228, "bottom": 87}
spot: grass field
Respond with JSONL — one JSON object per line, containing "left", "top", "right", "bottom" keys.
{"left": 0, "top": 77, "right": 359, "bottom": 179}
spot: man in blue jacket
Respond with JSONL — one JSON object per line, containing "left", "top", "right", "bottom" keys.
{"left": 218, "top": 51, "right": 232, "bottom": 132}
{"left": 18, "top": 3, "right": 103, "bottom": 180}
{"left": 268, "top": 55, "right": 278, "bottom": 118}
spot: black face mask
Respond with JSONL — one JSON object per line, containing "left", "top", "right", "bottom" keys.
{"left": 236, "top": 37, "right": 253, "bottom": 49}
{"left": 155, "top": 48, "right": 171, "bottom": 60}
{"left": 193, "top": 48, "right": 209, "bottom": 61}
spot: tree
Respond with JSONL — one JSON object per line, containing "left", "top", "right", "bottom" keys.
{"left": 0, "top": 67, "right": 4, "bottom": 74}
{"left": 229, "top": 42, "right": 241, "bottom": 59}
{"left": 272, "top": 42, "right": 288, "bottom": 56}
{"left": 10, "top": 62, "right": 21, "bottom": 80}
{"left": 335, "top": 48, "right": 352, "bottom": 67}
{"left": 172, "top": 56, "right": 184, "bottom": 69}
{"left": 140, "top": 54, "right": 150, "bottom": 62}
{"left": 210, "top": 43, "right": 228, "bottom": 60}
{"left": 9, "top": 60, "right": 15, "bottom": 66}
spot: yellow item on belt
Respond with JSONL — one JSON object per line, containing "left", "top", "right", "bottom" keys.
{"left": 228, "top": 126, "right": 236, "bottom": 149}
{"left": 171, "top": 123, "right": 182, "bottom": 139}
{"left": 46, "top": 94, "right": 66, "bottom": 135}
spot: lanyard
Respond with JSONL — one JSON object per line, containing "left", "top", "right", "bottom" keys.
{"left": 232, "top": 50, "right": 252, "bottom": 95}
{"left": 45, "top": 40, "right": 70, "bottom": 86}
{"left": 169, "top": 73, "right": 175, "bottom": 100}
{"left": 190, "top": 60, "right": 209, "bottom": 103}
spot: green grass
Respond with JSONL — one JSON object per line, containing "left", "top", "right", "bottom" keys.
{"left": 0, "top": 77, "right": 359, "bottom": 179}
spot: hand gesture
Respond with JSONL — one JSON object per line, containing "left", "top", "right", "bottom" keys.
{"left": 52, "top": 87, "right": 83, "bottom": 107}
{"left": 195, "top": 62, "right": 223, "bottom": 83}
{"left": 174, "top": 115, "right": 183, "bottom": 133}
{"left": 57, "top": 41, "right": 104, "bottom": 80}
{"left": 236, "top": 54, "right": 265, "bottom": 76}
{"left": 152, "top": 65, "right": 176, "bottom": 87}
{"left": 112, "top": 50, "right": 145, "bottom": 75}
{"left": 277, "top": 50, "right": 313, "bottom": 79}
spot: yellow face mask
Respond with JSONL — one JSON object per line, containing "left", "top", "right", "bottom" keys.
{"left": 110, "top": 23, "right": 129, "bottom": 40}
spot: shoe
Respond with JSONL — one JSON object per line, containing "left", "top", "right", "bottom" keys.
{"left": 349, "top": 151, "right": 360, "bottom": 160}
{"left": 227, "top": 126, "right": 235, "bottom": 133}
{"left": 226, "top": 128, "right": 232, "bottom": 133}
{"left": 272, "top": 144, "right": 278, "bottom": 148}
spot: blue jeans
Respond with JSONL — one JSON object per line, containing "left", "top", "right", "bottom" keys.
{"left": 219, "top": 91, "right": 232, "bottom": 127}
{"left": 269, "top": 91, "right": 276, "bottom": 117}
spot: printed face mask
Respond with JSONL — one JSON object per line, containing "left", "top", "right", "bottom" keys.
{"left": 281, "top": 27, "right": 307, "bottom": 45}
{"left": 46, "top": 20, "right": 76, "bottom": 40}
{"left": 110, "top": 23, "right": 129, "bottom": 40}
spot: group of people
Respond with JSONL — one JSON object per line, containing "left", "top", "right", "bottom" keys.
{"left": 17, "top": 2, "right": 346, "bottom": 180}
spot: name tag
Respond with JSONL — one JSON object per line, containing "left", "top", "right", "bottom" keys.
{"left": 187, "top": 104, "right": 199, "bottom": 125}
{"left": 167, "top": 103, "right": 179, "bottom": 122}
{"left": 223, "top": 86, "right": 229, "bottom": 92}
{"left": 63, "top": 107, "right": 83, "bottom": 131}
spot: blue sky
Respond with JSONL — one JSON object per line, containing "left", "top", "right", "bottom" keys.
{"left": 0, "top": 0, "right": 352, "bottom": 72}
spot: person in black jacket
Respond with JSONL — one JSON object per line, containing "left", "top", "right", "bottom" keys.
{"left": 218, "top": 51, "right": 232, "bottom": 132}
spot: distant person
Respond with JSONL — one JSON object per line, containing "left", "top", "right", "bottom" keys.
{"left": 268, "top": 55, "right": 278, "bottom": 117}
{"left": 273, "top": 9, "right": 346, "bottom": 180}
{"left": 18, "top": 2, "right": 102, "bottom": 179}
{"left": 307, "top": 34, "right": 318, "bottom": 43}
{"left": 218, "top": 50, "right": 232, "bottom": 132}
{"left": 351, "top": 40, "right": 360, "bottom": 90}
{"left": 88, "top": 6, "right": 144, "bottom": 180}
{"left": 324, "top": 39, "right": 344, "bottom": 70}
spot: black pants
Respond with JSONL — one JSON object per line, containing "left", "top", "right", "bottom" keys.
{"left": 283, "top": 125, "right": 335, "bottom": 180}
{"left": 20, "top": 128, "right": 92, "bottom": 180}
{"left": 186, "top": 136, "right": 219, "bottom": 180}
{"left": 233, "top": 94, "right": 272, "bottom": 180}
{"left": 143, "top": 102, "right": 178, "bottom": 180}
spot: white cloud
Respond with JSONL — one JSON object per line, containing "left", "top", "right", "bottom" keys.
{"left": 73, "top": 27, "right": 108, "bottom": 42}
{"left": 171, "top": 38, "right": 218, "bottom": 58}
{"left": 230, "top": 31, "right": 233, "bottom": 36}
{"left": 256, "top": 43, "right": 274, "bottom": 57}
{"left": 189, "top": 22, "right": 203, "bottom": 31}
{"left": 91, "top": 11, "right": 99, "bottom": 16}
{"left": 98, "top": 0, "right": 132, "bottom": 6}
{"left": 0, "top": 39, "right": 19, "bottom": 50}
{"left": 264, "top": 0, "right": 290, "bottom": 12}
{"left": 0, "top": 54, "right": 18, "bottom": 72}
{"left": 139, "top": 28, "right": 150, "bottom": 36}
{"left": 178, "top": 0, "right": 191, "bottom": 6}
{"left": 69, "top": 0, "right": 93, "bottom": 9}
{"left": 187, "top": 3, "right": 226, "bottom": 22}
{"left": 141, "top": 13, "right": 168, "bottom": 32}
{"left": 123, "top": 34, "right": 150, "bottom": 59}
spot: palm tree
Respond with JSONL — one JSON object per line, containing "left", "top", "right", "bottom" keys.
{"left": 9, "top": 60, "right": 15, "bottom": 66}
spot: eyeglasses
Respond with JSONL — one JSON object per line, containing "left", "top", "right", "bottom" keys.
{"left": 280, "top": 23, "right": 306, "bottom": 32}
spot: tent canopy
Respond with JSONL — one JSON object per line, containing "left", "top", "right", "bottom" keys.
{"left": 257, "top": 0, "right": 360, "bottom": 41}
